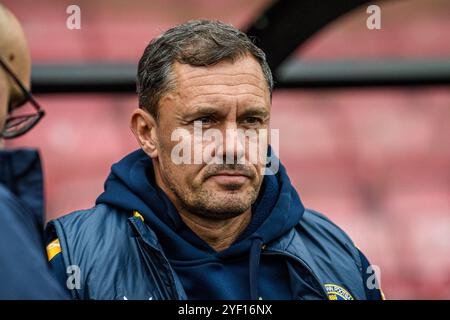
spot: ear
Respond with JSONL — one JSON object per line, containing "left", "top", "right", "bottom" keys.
{"left": 130, "top": 108, "right": 159, "bottom": 159}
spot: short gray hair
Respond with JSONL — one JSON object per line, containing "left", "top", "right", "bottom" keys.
{"left": 137, "top": 19, "right": 273, "bottom": 119}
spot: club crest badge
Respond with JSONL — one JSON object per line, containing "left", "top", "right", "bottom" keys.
{"left": 324, "top": 284, "right": 354, "bottom": 300}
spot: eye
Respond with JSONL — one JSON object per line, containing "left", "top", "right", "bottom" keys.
{"left": 243, "top": 117, "right": 262, "bottom": 125}
{"left": 194, "top": 116, "right": 215, "bottom": 126}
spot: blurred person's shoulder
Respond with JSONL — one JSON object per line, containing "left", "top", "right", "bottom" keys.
{"left": 0, "top": 183, "right": 40, "bottom": 231}
{"left": 0, "top": 186, "right": 70, "bottom": 299}
{"left": 0, "top": 184, "right": 19, "bottom": 210}
{"left": 0, "top": 184, "right": 29, "bottom": 231}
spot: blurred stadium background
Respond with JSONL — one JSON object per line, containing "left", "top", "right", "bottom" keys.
{"left": 3, "top": 0, "right": 450, "bottom": 299}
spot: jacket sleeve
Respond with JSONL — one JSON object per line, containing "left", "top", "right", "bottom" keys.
{"left": 358, "top": 249, "right": 385, "bottom": 300}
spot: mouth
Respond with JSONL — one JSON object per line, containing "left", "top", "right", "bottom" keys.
{"left": 206, "top": 171, "right": 252, "bottom": 186}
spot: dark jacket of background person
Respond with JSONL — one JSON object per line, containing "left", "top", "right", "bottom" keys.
{"left": 0, "top": 148, "right": 69, "bottom": 299}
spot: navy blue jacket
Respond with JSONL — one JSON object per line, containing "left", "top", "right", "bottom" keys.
{"left": 47, "top": 149, "right": 383, "bottom": 300}
{"left": 0, "top": 149, "right": 69, "bottom": 299}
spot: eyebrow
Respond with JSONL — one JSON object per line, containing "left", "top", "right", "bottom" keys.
{"left": 181, "top": 106, "right": 222, "bottom": 120}
{"left": 239, "top": 107, "right": 270, "bottom": 118}
{"left": 183, "top": 105, "right": 270, "bottom": 120}
{"left": 190, "top": 106, "right": 221, "bottom": 115}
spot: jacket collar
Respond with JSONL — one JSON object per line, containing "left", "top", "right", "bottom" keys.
{"left": 0, "top": 148, "right": 44, "bottom": 228}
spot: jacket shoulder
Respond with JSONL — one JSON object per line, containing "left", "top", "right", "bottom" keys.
{"left": 54, "top": 203, "right": 122, "bottom": 227}
{"left": 47, "top": 204, "right": 131, "bottom": 257}
{"left": 46, "top": 204, "right": 133, "bottom": 299}
{"left": 300, "top": 208, "right": 361, "bottom": 265}
{"left": 292, "top": 208, "right": 369, "bottom": 299}
{"left": 48, "top": 204, "right": 130, "bottom": 248}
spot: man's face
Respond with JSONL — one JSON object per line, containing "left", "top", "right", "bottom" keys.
{"left": 0, "top": 7, "right": 31, "bottom": 136}
{"left": 0, "top": 56, "right": 31, "bottom": 139}
{"left": 152, "top": 55, "right": 271, "bottom": 220}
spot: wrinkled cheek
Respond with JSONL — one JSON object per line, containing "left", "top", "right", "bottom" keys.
{"left": 165, "top": 152, "right": 203, "bottom": 191}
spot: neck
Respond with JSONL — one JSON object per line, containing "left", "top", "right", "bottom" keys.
{"left": 178, "top": 208, "right": 251, "bottom": 252}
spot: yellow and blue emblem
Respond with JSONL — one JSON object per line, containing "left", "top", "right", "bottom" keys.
{"left": 324, "top": 284, "right": 354, "bottom": 300}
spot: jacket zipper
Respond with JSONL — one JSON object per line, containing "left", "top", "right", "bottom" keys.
{"left": 262, "top": 249, "right": 329, "bottom": 299}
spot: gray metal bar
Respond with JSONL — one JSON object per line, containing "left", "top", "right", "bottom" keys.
{"left": 32, "top": 63, "right": 137, "bottom": 94}
{"left": 31, "top": 60, "right": 450, "bottom": 94}
{"left": 275, "top": 59, "right": 450, "bottom": 88}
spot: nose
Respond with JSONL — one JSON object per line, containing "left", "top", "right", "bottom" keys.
{"left": 216, "top": 123, "right": 245, "bottom": 165}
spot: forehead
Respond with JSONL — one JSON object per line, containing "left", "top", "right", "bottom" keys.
{"left": 170, "top": 55, "right": 270, "bottom": 108}
{"left": 0, "top": 8, "right": 31, "bottom": 91}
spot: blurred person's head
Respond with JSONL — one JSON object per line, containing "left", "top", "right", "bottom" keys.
{"left": 131, "top": 20, "right": 273, "bottom": 221}
{"left": 0, "top": 4, "right": 35, "bottom": 146}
